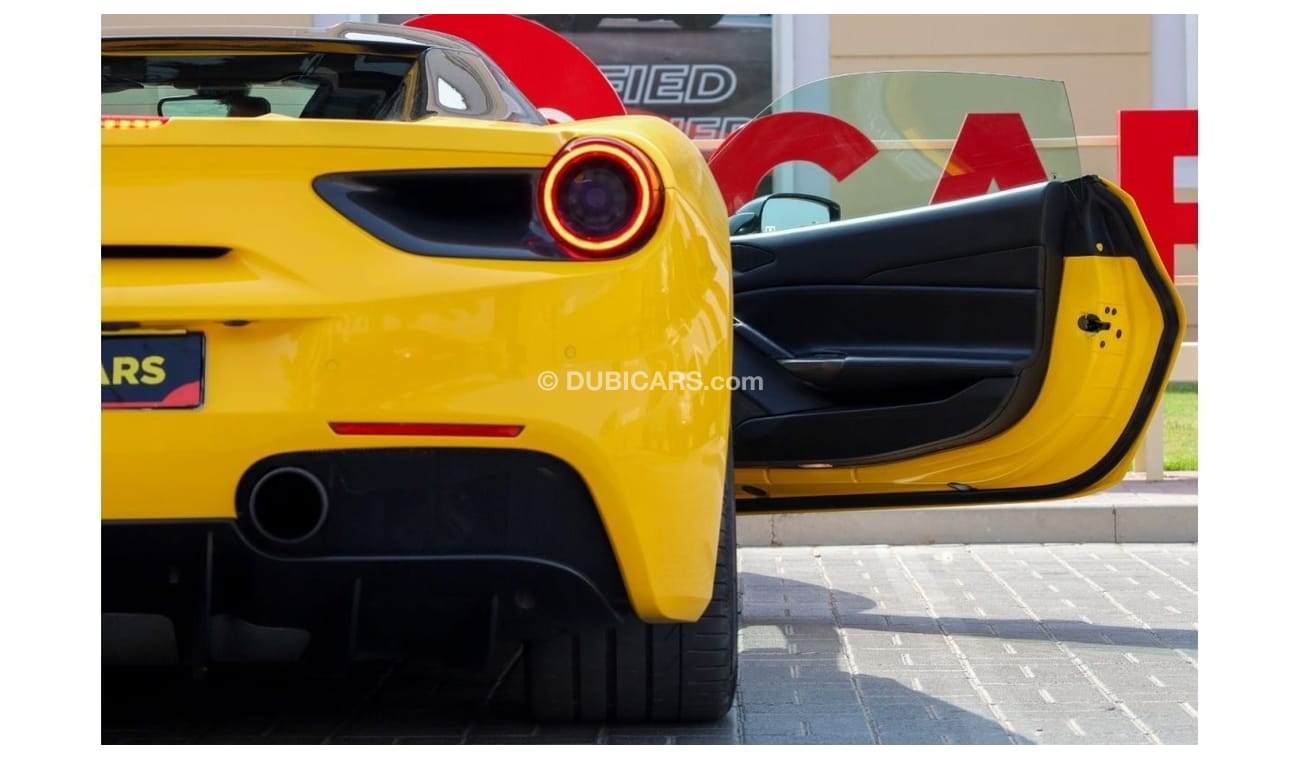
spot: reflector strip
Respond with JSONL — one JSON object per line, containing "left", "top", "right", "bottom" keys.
{"left": 102, "top": 116, "right": 170, "bottom": 129}
{"left": 329, "top": 422, "right": 524, "bottom": 438}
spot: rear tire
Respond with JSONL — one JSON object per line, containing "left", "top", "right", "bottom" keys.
{"left": 524, "top": 453, "right": 737, "bottom": 722}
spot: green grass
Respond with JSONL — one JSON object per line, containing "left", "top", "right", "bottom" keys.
{"left": 1162, "top": 381, "right": 1198, "bottom": 471}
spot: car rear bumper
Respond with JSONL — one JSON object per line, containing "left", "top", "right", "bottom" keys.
{"left": 102, "top": 118, "right": 734, "bottom": 623}
{"left": 103, "top": 449, "right": 629, "bottom": 665}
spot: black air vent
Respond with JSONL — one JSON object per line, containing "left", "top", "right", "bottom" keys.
{"left": 314, "top": 170, "right": 565, "bottom": 260}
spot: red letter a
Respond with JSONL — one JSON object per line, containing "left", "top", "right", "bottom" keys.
{"left": 931, "top": 113, "right": 1049, "bottom": 204}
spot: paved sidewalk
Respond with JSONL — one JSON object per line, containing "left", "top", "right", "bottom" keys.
{"left": 738, "top": 473, "right": 1198, "bottom": 546}
{"left": 734, "top": 544, "right": 1197, "bottom": 744}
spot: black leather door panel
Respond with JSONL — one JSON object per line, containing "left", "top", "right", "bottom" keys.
{"left": 735, "top": 286, "right": 1042, "bottom": 365}
{"left": 731, "top": 181, "right": 1065, "bottom": 467}
{"left": 860, "top": 246, "right": 1043, "bottom": 287}
{"left": 735, "top": 377, "right": 1016, "bottom": 466}
{"left": 779, "top": 353, "right": 1023, "bottom": 395}
{"left": 732, "top": 182, "right": 1065, "bottom": 294}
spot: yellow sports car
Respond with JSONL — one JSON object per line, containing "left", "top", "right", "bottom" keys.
{"left": 102, "top": 23, "right": 1183, "bottom": 723}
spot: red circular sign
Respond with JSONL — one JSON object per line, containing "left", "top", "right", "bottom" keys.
{"left": 403, "top": 14, "right": 625, "bottom": 122}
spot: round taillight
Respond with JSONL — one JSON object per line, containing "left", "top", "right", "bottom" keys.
{"left": 539, "top": 137, "right": 663, "bottom": 259}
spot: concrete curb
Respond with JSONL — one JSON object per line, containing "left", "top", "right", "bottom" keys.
{"left": 737, "top": 474, "right": 1198, "bottom": 546}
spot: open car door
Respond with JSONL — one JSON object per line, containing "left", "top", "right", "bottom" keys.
{"left": 721, "top": 72, "right": 1185, "bottom": 511}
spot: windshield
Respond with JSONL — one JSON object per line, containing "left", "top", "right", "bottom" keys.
{"left": 720, "top": 71, "right": 1080, "bottom": 223}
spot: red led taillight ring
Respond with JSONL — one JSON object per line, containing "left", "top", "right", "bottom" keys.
{"left": 539, "top": 137, "right": 664, "bottom": 259}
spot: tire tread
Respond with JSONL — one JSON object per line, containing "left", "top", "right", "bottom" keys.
{"left": 524, "top": 452, "right": 737, "bottom": 722}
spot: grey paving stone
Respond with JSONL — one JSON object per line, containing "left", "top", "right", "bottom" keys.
{"left": 865, "top": 700, "right": 999, "bottom": 725}
{"left": 778, "top": 640, "right": 845, "bottom": 657}
{"left": 969, "top": 662, "right": 1087, "bottom": 685}
{"left": 997, "top": 706, "right": 1156, "bottom": 741}
{"left": 1125, "top": 701, "right": 1198, "bottom": 734}
{"left": 884, "top": 649, "right": 966, "bottom": 668}
{"left": 860, "top": 675, "right": 980, "bottom": 700}
{"left": 1154, "top": 729, "right": 1198, "bottom": 745}
{"left": 950, "top": 638, "right": 1065, "bottom": 661}
{"left": 848, "top": 650, "right": 958, "bottom": 671}
{"left": 877, "top": 720, "right": 1015, "bottom": 745}
{"left": 1017, "top": 730, "right": 1147, "bottom": 746}
{"left": 781, "top": 623, "right": 847, "bottom": 638}
{"left": 739, "top": 712, "right": 873, "bottom": 740}
{"left": 983, "top": 683, "right": 1116, "bottom": 706}
{"left": 780, "top": 662, "right": 858, "bottom": 681}
{"left": 742, "top": 732, "right": 875, "bottom": 745}
{"left": 1082, "top": 665, "right": 1198, "bottom": 692}
{"left": 738, "top": 686, "right": 863, "bottom": 709}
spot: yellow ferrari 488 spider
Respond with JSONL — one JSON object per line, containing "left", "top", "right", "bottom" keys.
{"left": 102, "top": 22, "right": 1182, "bottom": 723}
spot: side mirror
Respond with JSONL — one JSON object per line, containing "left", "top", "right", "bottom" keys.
{"left": 727, "top": 211, "right": 758, "bottom": 236}
{"left": 728, "top": 193, "right": 841, "bottom": 235}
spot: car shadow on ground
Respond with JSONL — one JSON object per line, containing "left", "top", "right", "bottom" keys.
{"left": 739, "top": 571, "right": 1197, "bottom": 648}
{"left": 738, "top": 572, "right": 1028, "bottom": 743}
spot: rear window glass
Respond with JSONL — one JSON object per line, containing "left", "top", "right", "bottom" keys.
{"left": 102, "top": 51, "right": 418, "bottom": 120}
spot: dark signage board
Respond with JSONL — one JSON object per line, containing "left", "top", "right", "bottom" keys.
{"left": 383, "top": 14, "right": 773, "bottom": 139}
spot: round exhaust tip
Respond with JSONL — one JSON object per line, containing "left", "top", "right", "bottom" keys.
{"left": 248, "top": 467, "right": 328, "bottom": 544}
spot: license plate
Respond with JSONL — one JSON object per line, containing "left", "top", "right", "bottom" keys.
{"left": 101, "top": 334, "right": 205, "bottom": 409}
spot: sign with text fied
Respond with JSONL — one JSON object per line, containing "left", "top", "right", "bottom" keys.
{"left": 401, "top": 14, "right": 771, "bottom": 139}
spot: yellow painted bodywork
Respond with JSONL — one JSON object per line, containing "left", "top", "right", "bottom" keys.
{"left": 103, "top": 109, "right": 1180, "bottom": 622}
{"left": 102, "top": 115, "right": 733, "bottom": 623}
{"left": 736, "top": 179, "right": 1184, "bottom": 506}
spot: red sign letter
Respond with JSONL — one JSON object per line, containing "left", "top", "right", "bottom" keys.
{"left": 931, "top": 113, "right": 1049, "bottom": 204}
{"left": 707, "top": 112, "right": 879, "bottom": 214}
{"left": 1118, "top": 109, "right": 1197, "bottom": 276}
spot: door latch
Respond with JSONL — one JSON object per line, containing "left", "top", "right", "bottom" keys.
{"left": 1077, "top": 313, "right": 1112, "bottom": 333}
